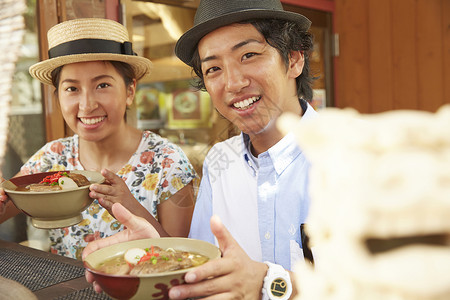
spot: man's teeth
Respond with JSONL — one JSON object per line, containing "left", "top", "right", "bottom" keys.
{"left": 233, "top": 96, "right": 260, "bottom": 109}
{"left": 80, "top": 116, "right": 105, "bottom": 125}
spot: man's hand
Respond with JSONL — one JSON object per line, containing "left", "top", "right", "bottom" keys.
{"left": 83, "top": 203, "right": 160, "bottom": 293}
{"left": 89, "top": 168, "right": 170, "bottom": 236}
{"left": 169, "top": 215, "right": 268, "bottom": 299}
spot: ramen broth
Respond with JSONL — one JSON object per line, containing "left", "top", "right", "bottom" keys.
{"left": 14, "top": 172, "right": 90, "bottom": 192}
{"left": 96, "top": 246, "right": 209, "bottom": 276}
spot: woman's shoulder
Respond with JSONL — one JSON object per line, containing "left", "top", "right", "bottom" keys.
{"left": 21, "top": 135, "right": 78, "bottom": 173}
{"left": 140, "top": 130, "right": 184, "bottom": 153}
{"left": 39, "top": 135, "right": 78, "bottom": 154}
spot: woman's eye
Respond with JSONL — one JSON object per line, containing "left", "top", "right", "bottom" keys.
{"left": 65, "top": 86, "right": 77, "bottom": 92}
{"left": 97, "top": 83, "right": 110, "bottom": 89}
{"left": 204, "top": 66, "right": 220, "bottom": 76}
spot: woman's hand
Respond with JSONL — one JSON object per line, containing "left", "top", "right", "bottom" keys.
{"left": 89, "top": 168, "right": 169, "bottom": 237}
{"left": 0, "top": 174, "right": 23, "bottom": 222}
{"left": 89, "top": 169, "right": 139, "bottom": 216}
{"left": 83, "top": 202, "right": 160, "bottom": 293}
{"left": 0, "top": 187, "right": 8, "bottom": 216}
{"left": 168, "top": 215, "right": 268, "bottom": 300}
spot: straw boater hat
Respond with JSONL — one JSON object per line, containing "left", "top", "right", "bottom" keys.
{"left": 29, "top": 18, "right": 152, "bottom": 86}
{"left": 175, "top": 0, "right": 311, "bottom": 66}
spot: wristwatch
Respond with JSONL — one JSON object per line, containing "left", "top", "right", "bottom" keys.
{"left": 261, "top": 262, "right": 292, "bottom": 300}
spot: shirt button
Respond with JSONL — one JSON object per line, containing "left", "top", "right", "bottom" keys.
{"left": 265, "top": 231, "right": 271, "bottom": 240}
{"left": 289, "top": 224, "right": 296, "bottom": 235}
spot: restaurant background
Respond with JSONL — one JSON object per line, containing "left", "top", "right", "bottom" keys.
{"left": 1, "top": 0, "right": 449, "bottom": 243}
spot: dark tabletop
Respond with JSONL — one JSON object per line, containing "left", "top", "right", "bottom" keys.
{"left": 0, "top": 239, "right": 112, "bottom": 299}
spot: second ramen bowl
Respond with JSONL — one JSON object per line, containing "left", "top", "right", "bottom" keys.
{"left": 83, "top": 237, "right": 221, "bottom": 300}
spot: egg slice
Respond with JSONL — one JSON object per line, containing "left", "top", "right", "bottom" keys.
{"left": 124, "top": 248, "right": 147, "bottom": 265}
{"left": 58, "top": 176, "right": 78, "bottom": 190}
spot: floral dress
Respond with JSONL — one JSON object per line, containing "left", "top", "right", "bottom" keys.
{"left": 21, "top": 131, "right": 198, "bottom": 259}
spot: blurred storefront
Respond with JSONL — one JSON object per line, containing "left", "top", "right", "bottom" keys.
{"left": 4, "top": 0, "right": 447, "bottom": 242}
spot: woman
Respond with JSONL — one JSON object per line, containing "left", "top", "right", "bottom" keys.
{"left": 0, "top": 18, "right": 198, "bottom": 259}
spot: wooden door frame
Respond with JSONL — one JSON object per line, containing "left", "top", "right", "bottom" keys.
{"left": 36, "top": 0, "right": 64, "bottom": 142}
{"left": 282, "top": 0, "right": 336, "bottom": 107}
{"left": 282, "top": 0, "right": 334, "bottom": 12}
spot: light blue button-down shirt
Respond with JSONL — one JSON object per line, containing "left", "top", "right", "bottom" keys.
{"left": 189, "top": 104, "right": 317, "bottom": 270}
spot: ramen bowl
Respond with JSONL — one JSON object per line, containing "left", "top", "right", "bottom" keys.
{"left": 1, "top": 170, "right": 104, "bottom": 229}
{"left": 83, "top": 237, "right": 221, "bottom": 300}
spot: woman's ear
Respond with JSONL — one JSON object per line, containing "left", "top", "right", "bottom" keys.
{"left": 126, "top": 79, "right": 137, "bottom": 106}
{"left": 287, "top": 50, "right": 305, "bottom": 79}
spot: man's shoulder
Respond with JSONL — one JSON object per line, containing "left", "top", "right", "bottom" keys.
{"left": 204, "top": 134, "right": 244, "bottom": 169}
{"left": 210, "top": 134, "right": 242, "bottom": 150}
{"left": 206, "top": 134, "right": 243, "bottom": 158}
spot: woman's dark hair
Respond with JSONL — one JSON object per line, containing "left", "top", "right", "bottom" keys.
{"left": 51, "top": 61, "right": 136, "bottom": 92}
{"left": 190, "top": 19, "right": 315, "bottom": 101}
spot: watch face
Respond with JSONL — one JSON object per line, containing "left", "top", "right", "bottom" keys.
{"left": 270, "top": 277, "right": 289, "bottom": 298}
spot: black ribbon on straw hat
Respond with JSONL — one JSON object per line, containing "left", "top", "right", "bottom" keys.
{"left": 48, "top": 39, "right": 136, "bottom": 59}
{"left": 175, "top": 0, "right": 311, "bottom": 66}
{"left": 29, "top": 18, "right": 152, "bottom": 86}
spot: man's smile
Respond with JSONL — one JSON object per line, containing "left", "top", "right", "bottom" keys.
{"left": 232, "top": 96, "right": 261, "bottom": 110}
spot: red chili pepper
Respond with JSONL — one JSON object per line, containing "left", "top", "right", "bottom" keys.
{"left": 138, "top": 253, "right": 152, "bottom": 264}
{"left": 137, "top": 245, "right": 159, "bottom": 265}
{"left": 40, "top": 171, "right": 68, "bottom": 185}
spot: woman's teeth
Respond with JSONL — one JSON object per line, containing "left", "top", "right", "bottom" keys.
{"left": 80, "top": 116, "right": 105, "bottom": 125}
{"left": 233, "top": 96, "right": 260, "bottom": 110}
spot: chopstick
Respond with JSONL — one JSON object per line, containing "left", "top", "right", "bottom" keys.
{"left": 300, "top": 223, "right": 314, "bottom": 266}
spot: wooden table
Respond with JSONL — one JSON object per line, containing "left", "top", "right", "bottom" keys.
{"left": 0, "top": 239, "right": 110, "bottom": 299}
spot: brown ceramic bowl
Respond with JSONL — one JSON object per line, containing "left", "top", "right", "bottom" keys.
{"left": 83, "top": 237, "right": 221, "bottom": 300}
{"left": 1, "top": 170, "right": 104, "bottom": 229}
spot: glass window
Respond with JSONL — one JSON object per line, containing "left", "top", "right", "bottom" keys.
{"left": 2, "top": 0, "right": 45, "bottom": 179}
{"left": 0, "top": 0, "right": 42, "bottom": 243}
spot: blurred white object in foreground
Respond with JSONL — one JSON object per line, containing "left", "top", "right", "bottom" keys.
{"left": 277, "top": 105, "right": 450, "bottom": 300}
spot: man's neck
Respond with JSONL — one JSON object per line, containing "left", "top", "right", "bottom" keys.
{"left": 248, "top": 128, "right": 284, "bottom": 157}
{"left": 248, "top": 101, "right": 305, "bottom": 156}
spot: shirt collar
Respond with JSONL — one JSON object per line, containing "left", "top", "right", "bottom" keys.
{"left": 241, "top": 102, "right": 317, "bottom": 175}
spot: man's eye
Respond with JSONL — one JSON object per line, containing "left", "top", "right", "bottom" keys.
{"left": 243, "top": 52, "right": 257, "bottom": 60}
{"left": 97, "top": 83, "right": 110, "bottom": 89}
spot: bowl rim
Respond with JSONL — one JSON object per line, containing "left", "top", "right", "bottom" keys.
{"left": 1, "top": 170, "right": 105, "bottom": 195}
{"left": 83, "top": 237, "right": 221, "bottom": 278}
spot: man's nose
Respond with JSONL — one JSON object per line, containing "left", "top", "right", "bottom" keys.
{"left": 224, "top": 65, "right": 250, "bottom": 93}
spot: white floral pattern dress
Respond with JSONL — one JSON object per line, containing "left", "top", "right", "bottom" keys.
{"left": 21, "top": 131, "right": 198, "bottom": 259}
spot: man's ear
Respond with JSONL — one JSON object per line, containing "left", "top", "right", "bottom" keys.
{"left": 287, "top": 50, "right": 305, "bottom": 78}
{"left": 126, "top": 79, "right": 137, "bottom": 106}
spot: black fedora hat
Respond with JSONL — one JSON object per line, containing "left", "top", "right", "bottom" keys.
{"left": 175, "top": 0, "right": 311, "bottom": 66}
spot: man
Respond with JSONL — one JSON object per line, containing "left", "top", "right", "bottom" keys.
{"left": 84, "top": 0, "right": 316, "bottom": 298}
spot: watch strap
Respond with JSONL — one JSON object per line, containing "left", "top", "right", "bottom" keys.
{"left": 262, "top": 262, "right": 292, "bottom": 300}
